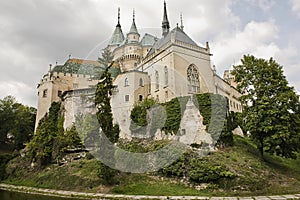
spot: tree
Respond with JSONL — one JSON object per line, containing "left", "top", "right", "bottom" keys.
{"left": 98, "top": 47, "right": 114, "bottom": 67}
{"left": 0, "top": 96, "right": 36, "bottom": 150}
{"left": 232, "top": 55, "right": 300, "bottom": 158}
{"left": 93, "top": 62, "right": 120, "bottom": 184}
{"left": 95, "top": 63, "right": 119, "bottom": 143}
{"left": 28, "top": 102, "right": 62, "bottom": 166}
{"left": 96, "top": 47, "right": 120, "bottom": 79}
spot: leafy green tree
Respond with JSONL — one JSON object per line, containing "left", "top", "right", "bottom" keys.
{"left": 0, "top": 96, "right": 36, "bottom": 150}
{"left": 232, "top": 55, "right": 300, "bottom": 158}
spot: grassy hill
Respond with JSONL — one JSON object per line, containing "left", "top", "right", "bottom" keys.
{"left": 2, "top": 135, "right": 300, "bottom": 196}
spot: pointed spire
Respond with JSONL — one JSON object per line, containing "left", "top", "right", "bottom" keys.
{"left": 129, "top": 9, "right": 139, "bottom": 34}
{"left": 109, "top": 7, "right": 125, "bottom": 46}
{"left": 117, "top": 7, "right": 121, "bottom": 27}
{"left": 162, "top": 0, "right": 170, "bottom": 37}
{"left": 180, "top": 13, "right": 184, "bottom": 31}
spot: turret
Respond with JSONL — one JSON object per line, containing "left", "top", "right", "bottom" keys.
{"left": 162, "top": 0, "right": 170, "bottom": 37}
{"left": 108, "top": 8, "right": 125, "bottom": 51}
{"left": 127, "top": 9, "right": 140, "bottom": 43}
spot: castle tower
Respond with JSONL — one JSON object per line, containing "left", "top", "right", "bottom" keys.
{"left": 127, "top": 9, "right": 140, "bottom": 43}
{"left": 162, "top": 0, "right": 170, "bottom": 37}
{"left": 108, "top": 8, "right": 125, "bottom": 52}
{"left": 113, "top": 9, "right": 142, "bottom": 72}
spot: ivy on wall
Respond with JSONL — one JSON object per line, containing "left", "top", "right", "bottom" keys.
{"left": 130, "top": 93, "right": 237, "bottom": 147}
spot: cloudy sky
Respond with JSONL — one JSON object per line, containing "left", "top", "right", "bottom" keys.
{"left": 1, "top": 0, "right": 300, "bottom": 107}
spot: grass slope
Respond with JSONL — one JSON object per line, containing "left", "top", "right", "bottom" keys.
{"left": 2, "top": 136, "right": 300, "bottom": 196}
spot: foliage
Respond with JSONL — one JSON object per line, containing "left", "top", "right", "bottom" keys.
{"left": 162, "top": 97, "right": 189, "bottom": 134}
{"left": 96, "top": 47, "right": 120, "bottom": 79}
{"left": 129, "top": 98, "right": 158, "bottom": 135}
{"left": 28, "top": 102, "right": 82, "bottom": 166}
{"left": 0, "top": 96, "right": 36, "bottom": 150}
{"left": 130, "top": 98, "right": 157, "bottom": 127}
{"left": 129, "top": 93, "right": 234, "bottom": 146}
{"left": 192, "top": 93, "right": 232, "bottom": 147}
{"left": 95, "top": 63, "right": 120, "bottom": 143}
{"left": 129, "top": 96, "right": 189, "bottom": 136}
{"left": 94, "top": 61, "right": 120, "bottom": 184}
{"left": 27, "top": 102, "right": 62, "bottom": 166}
{"left": 160, "top": 150, "right": 235, "bottom": 183}
{"left": 232, "top": 55, "right": 300, "bottom": 158}
{"left": 0, "top": 153, "right": 15, "bottom": 180}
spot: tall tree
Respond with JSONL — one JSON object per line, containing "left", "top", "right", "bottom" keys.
{"left": 94, "top": 62, "right": 120, "bottom": 184}
{"left": 95, "top": 62, "right": 119, "bottom": 143}
{"left": 232, "top": 55, "right": 300, "bottom": 158}
{"left": 0, "top": 96, "right": 36, "bottom": 150}
{"left": 97, "top": 47, "right": 120, "bottom": 78}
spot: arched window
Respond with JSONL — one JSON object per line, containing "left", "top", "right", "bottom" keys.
{"left": 125, "top": 78, "right": 129, "bottom": 87}
{"left": 164, "top": 66, "right": 168, "bottom": 86}
{"left": 187, "top": 65, "right": 200, "bottom": 93}
{"left": 155, "top": 70, "right": 159, "bottom": 90}
{"left": 139, "top": 78, "right": 143, "bottom": 86}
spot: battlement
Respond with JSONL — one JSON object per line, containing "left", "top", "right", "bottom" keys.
{"left": 40, "top": 71, "right": 93, "bottom": 84}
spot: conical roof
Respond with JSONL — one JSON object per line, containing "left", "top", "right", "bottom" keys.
{"left": 108, "top": 8, "right": 125, "bottom": 46}
{"left": 128, "top": 9, "right": 139, "bottom": 34}
{"left": 109, "top": 25, "right": 125, "bottom": 46}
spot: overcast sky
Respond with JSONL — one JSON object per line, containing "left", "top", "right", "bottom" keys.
{"left": 1, "top": 0, "right": 300, "bottom": 107}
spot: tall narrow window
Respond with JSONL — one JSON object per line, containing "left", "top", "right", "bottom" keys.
{"left": 155, "top": 70, "right": 159, "bottom": 91}
{"left": 164, "top": 66, "right": 168, "bottom": 86}
{"left": 139, "top": 78, "right": 143, "bottom": 87}
{"left": 125, "top": 95, "right": 130, "bottom": 102}
{"left": 125, "top": 78, "right": 129, "bottom": 87}
{"left": 187, "top": 64, "right": 200, "bottom": 93}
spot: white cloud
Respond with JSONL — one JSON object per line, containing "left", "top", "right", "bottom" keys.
{"left": 211, "top": 20, "right": 279, "bottom": 69}
{"left": 0, "top": 81, "right": 36, "bottom": 107}
{"left": 290, "top": 0, "right": 300, "bottom": 18}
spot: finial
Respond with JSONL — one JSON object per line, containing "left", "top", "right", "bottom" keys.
{"left": 49, "top": 64, "right": 52, "bottom": 72}
{"left": 68, "top": 54, "right": 71, "bottom": 60}
{"left": 133, "top": 9, "right": 135, "bottom": 22}
{"left": 118, "top": 7, "right": 121, "bottom": 25}
{"left": 180, "top": 13, "right": 184, "bottom": 31}
{"left": 162, "top": 0, "right": 170, "bottom": 37}
{"left": 206, "top": 41, "right": 210, "bottom": 49}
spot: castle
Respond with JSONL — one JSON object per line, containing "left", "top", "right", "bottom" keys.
{"left": 35, "top": 2, "right": 242, "bottom": 140}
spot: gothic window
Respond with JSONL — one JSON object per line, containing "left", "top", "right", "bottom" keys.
{"left": 187, "top": 64, "right": 200, "bottom": 93}
{"left": 164, "top": 66, "right": 168, "bottom": 86}
{"left": 139, "top": 78, "right": 144, "bottom": 86}
{"left": 155, "top": 70, "right": 159, "bottom": 91}
{"left": 125, "top": 78, "right": 129, "bottom": 87}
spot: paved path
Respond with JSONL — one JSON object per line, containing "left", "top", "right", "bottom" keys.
{"left": 0, "top": 183, "right": 299, "bottom": 200}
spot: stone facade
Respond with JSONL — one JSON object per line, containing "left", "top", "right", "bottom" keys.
{"left": 35, "top": 2, "right": 242, "bottom": 142}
